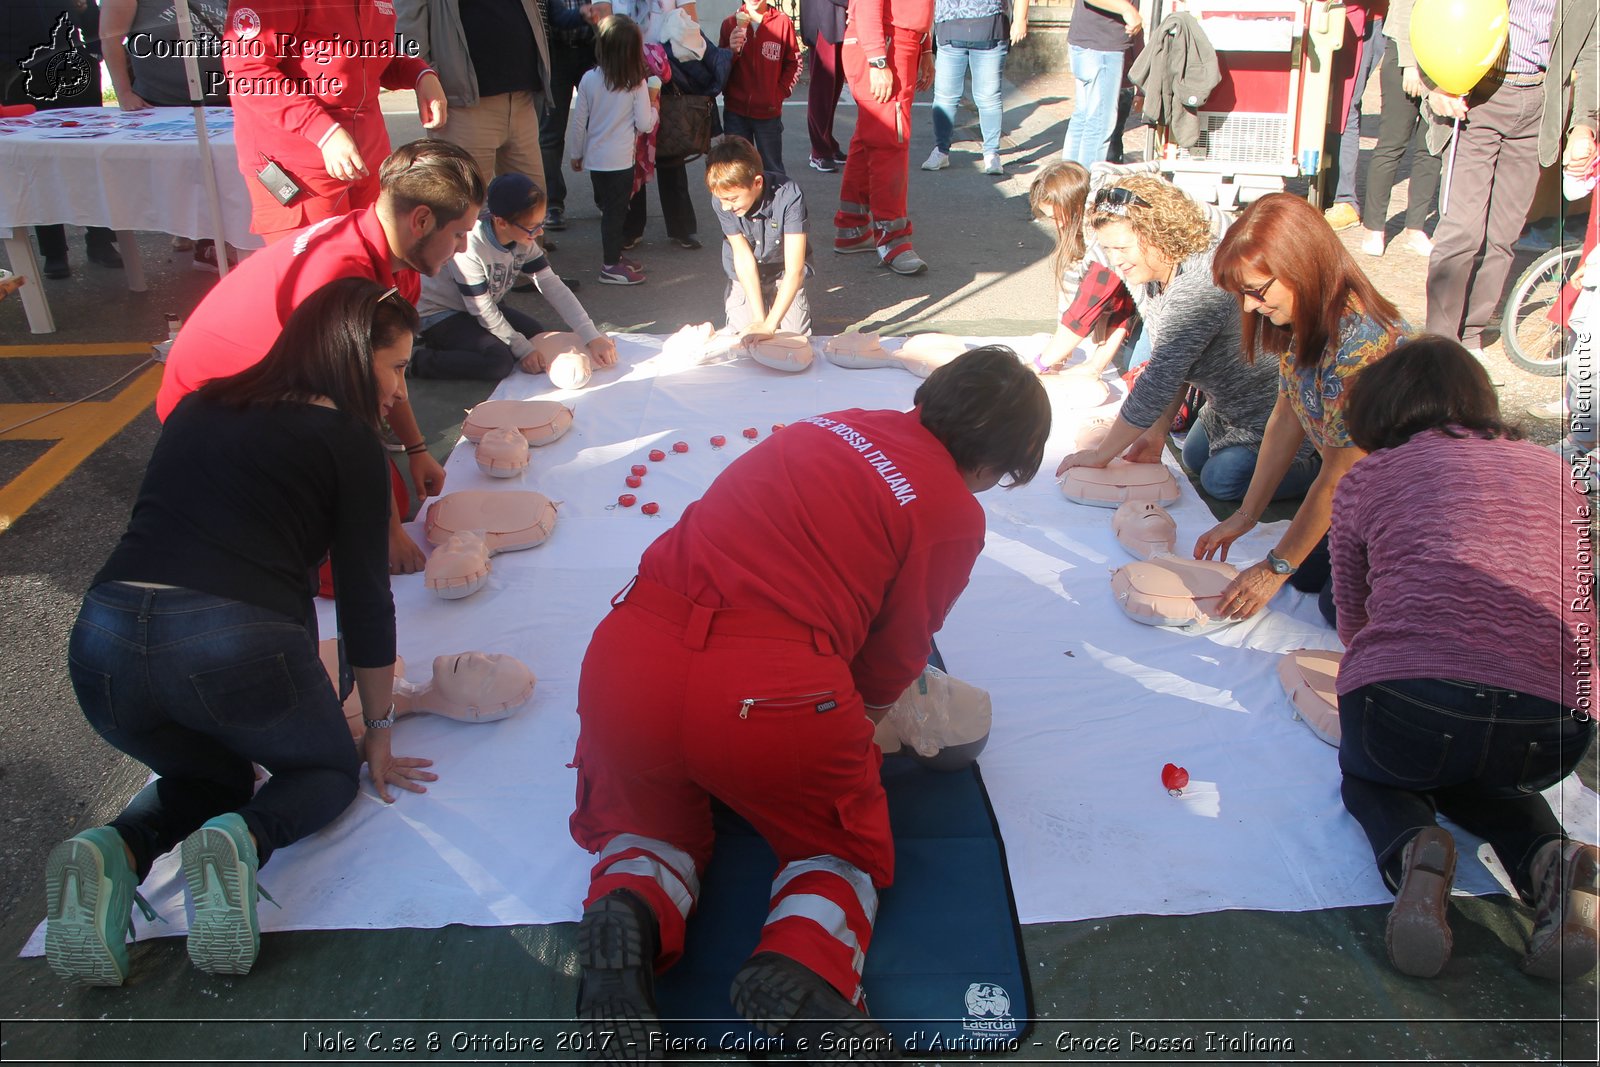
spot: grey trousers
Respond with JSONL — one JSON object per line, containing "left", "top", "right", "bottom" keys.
{"left": 725, "top": 276, "right": 812, "bottom": 334}
{"left": 1424, "top": 80, "right": 1544, "bottom": 347}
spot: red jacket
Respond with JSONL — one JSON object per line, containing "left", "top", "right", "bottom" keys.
{"left": 158, "top": 207, "right": 419, "bottom": 420}
{"left": 847, "top": 0, "right": 934, "bottom": 62}
{"left": 719, "top": 8, "right": 801, "bottom": 120}
{"left": 638, "top": 408, "right": 984, "bottom": 706}
{"left": 222, "top": 0, "right": 432, "bottom": 233}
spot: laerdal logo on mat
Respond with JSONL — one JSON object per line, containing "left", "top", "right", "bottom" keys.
{"left": 962, "top": 982, "right": 1014, "bottom": 1034}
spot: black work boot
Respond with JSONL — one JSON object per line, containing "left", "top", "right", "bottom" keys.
{"left": 731, "top": 952, "right": 896, "bottom": 1062}
{"left": 576, "top": 890, "right": 661, "bottom": 1062}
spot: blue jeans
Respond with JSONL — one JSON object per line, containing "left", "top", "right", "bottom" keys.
{"left": 69, "top": 583, "right": 360, "bottom": 879}
{"left": 931, "top": 39, "right": 1007, "bottom": 155}
{"left": 1063, "top": 46, "right": 1124, "bottom": 167}
{"left": 1181, "top": 421, "right": 1322, "bottom": 502}
{"left": 1330, "top": 16, "right": 1384, "bottom": 206}
{"left": 722, "top": 111, "right": 786, "bottom": 179}
{"left": 1338, "top": 676, "right": 1590, "bottom": 898}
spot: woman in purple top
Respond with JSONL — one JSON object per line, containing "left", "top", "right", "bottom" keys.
{"left": 1332, "top": 336, "right": 1597, "bottom": 983}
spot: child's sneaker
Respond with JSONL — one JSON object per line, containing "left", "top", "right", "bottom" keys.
{"left": 599, "top": 262, "right": 646, "bottom": 285}
{"left": 44, "top": 826, "right": 159, "bottom": 985}
{"left": 182, "top": 812, "right": 269, "bottom": 976}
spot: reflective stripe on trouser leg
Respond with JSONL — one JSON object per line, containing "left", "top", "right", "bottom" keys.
{"left": 586, "top": 833, "right": 702, "bottom": 967}
{"left": 754, "top": 854, "right": 879, "bottom": 1009}
{"left": 874, "top": 217, "right": 915, "bottom": 266}
{"left": 834, "top": 200, "right": 871, "bottom": 249}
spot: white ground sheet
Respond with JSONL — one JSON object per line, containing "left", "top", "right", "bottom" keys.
{"left": 25, "top": 335, "right": 1598, "bottom": 952}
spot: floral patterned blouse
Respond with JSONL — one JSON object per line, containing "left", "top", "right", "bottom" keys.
{"left": 1280, "top": 308, "right": 1413, "bottom": 450}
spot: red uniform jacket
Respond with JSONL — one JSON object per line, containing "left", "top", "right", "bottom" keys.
{"left": 158, "top": 207, "right": 420, "bottom": 420}
{"left": 223, "top": 0, "right": 432, "bottom": 233}
{"left": 847, "top": 0, "right": 934, "bottom": 61}
{"left": 718, "top": 8, "right": 801, "bottom": 120}
{"left": 638, "top": 408, "right": 985, "bottom": 706}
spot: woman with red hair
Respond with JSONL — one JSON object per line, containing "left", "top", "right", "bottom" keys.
{"left": 1195, "top": 193, "right": 1413, "bottom": 624}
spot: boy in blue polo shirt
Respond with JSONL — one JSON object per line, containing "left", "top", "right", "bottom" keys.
{"left": 706, "top": 135, "right": 812, "bottom": 334}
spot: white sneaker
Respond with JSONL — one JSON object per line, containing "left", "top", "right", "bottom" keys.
{"left": 921, "top": 148, "right": 949, "bottom": 171}
{"left": 1465, "top": 346, "right": 1507, "bottom": 387}
{"left": 981, "top": 153, "right": 1003, "bottom": 175}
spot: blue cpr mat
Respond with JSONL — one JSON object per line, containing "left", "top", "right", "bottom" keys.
{"left": 653, "top": 655, "right": 1032, "bottom": 1054}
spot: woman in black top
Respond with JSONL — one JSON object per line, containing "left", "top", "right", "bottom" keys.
{"left": 44, "top": 278, "right": 436, "bottom": 986}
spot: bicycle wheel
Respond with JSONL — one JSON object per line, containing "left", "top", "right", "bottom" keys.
{"left": 1502, "top": 244, "right": 1582, "bottom": 376}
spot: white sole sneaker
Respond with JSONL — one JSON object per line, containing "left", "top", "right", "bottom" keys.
{"left": 921, "top": 150, "right": 949, "bottom": 171}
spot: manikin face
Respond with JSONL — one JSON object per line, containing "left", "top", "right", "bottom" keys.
{"left": 714, "top": 176, "right": 763, "bottom": 217}
{"left": 432, "top": 652, "right": 534, "bottom": 709}
{"left": 403, "top": 205, "right": 478, "bottom": 277}
{"left": 430, "top": 532, "right": 490, "bottom": 578}
{"left": 1093, "top": 220, "right": 1168, "bottom": 287}
{"left": 371, "top": 334, "right": 412, "bottom": 420}
{"left": 1237, "top": 271, "right": 1296, "bottom": 327}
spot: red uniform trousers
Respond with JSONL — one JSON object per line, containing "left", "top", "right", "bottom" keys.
{"left": 569, "top": 577, "right": 893, "bottom": 1007}
{"left": 834, "top": 30, "right": 926, "bottom": 269}
{"left": 254, "top": 175, "right": 381, "bottom": 245}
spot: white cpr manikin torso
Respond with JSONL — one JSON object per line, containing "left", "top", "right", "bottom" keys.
{"left": 1061, "top": 457, "right": 1182, "bottom": 508}
{"left": 1278, "top": 648, "right": 1342, "bottom": 746}
{"left": 462, "top": 399, "right": 574, "bottom": 446}
{"left": 425, "top": 490, "right": 559, "bottom": 553}
{"left": 1111, "top": 555, "right": 1240, "bottom": 629}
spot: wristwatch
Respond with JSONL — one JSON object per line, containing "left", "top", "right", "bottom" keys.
{"left": 363, "top": 703, "right": 397, "bottom": 730}
{"left": 1265, "top": 549, "right": 1298, "bottom": 577}
{"left": 867, "top": 56, "right": 888, "bottom": 70}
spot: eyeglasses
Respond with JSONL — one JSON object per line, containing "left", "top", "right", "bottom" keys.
{"left": 507, "top": 218, "right": 545, "bottom": 240}
{"left": 1238, "top": 276, "right": 1276, "bottom": 302}
{"left": 1092, "top": 186, "right": 1152, "bottom": 215}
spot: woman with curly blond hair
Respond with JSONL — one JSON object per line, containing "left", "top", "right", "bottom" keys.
{"left": 1056, "top": 175, "right": 1316, "bottom": 504}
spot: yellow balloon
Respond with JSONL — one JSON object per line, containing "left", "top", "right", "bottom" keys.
{"left": 1410, "top": 0, "right": 1511, "bottom": 95}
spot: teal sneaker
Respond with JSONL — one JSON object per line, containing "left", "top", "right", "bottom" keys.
{"left": 182, "top": 813, "right": 274, "bottom": 976}
{"left": 44, "top": 826, "right": 159, "bottom": 985}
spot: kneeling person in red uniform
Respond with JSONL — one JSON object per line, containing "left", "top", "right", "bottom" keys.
{"left": 569, "top": 347, "right": 1050, "bottom": 1053}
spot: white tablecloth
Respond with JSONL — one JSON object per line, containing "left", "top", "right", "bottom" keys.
{"left": 0, "top": 106, "right": 259, "bottom": 249}
{"left": 20, "top": 337, "right": 1599, "bottom": 954}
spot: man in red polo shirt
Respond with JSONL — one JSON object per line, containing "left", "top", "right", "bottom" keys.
{"left": 159, "top": 139, "right": 486, "bottom": 574}
{"left": 833, "top": 0, "right": 935, "bottom": 275}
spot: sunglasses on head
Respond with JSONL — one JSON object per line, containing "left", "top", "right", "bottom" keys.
{"left": 1092, "top": 186, "right": 1152, "bottom": 214}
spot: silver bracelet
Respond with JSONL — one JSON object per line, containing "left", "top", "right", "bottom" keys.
{"left": 362, "top": 703, "right": 396, "bottom": 730}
